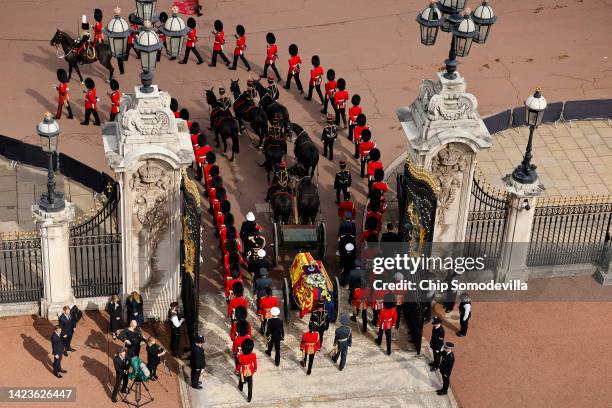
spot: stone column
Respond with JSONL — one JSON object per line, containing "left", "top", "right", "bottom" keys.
{"left": 496, "top": 176, "right": 544, "bottom": 282}
{"left": 33, "top": 203, "right": 75, "bottom": 320}
{"left": 103, "top": 83, "right": 194, "bottom": 320}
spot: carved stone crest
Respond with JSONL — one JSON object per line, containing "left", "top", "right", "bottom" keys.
{"left": 130, "top": 161, "right": 171, "bottom": 227}
{"left": 431, "top": 144, "right": 466, "bottom": 225}
{"left": 427, "top": 93, "right": 478, "bottom": 122}
{"left": 121, "top": 109, "right": 171, "bottom": 137}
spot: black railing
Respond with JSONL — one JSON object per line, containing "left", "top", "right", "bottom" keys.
{"left": 0, "top": 236, "right": 43, "bottom": 303}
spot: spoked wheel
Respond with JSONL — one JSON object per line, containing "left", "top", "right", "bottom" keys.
{"left": 317, "top": 221, "right": 327, "bottom": 262}
{"left": 282, "top": 278, "right": 290, "bottom": 322}
{"left": 272, "top": 222, "right": 280, "bottom": 267}
{"left": 331, "top": 276, "right": 340, "bottom": 323}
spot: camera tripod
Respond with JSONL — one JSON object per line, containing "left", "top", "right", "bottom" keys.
{"left": 122, "top": 379, "right": 154, "bottom": 408}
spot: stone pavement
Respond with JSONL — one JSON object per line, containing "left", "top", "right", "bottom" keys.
{"left": 476, "top": 120, "right": 612, "bottom": 197}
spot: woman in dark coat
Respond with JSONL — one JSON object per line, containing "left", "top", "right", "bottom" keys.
{"left": 107, "top": 294, "right": 123, "bottom": 339}
{"left": 126, "top": 291, "right": 144, "bottom": 327}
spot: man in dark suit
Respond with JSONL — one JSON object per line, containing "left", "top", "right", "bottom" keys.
{"left": 51, "top": 325, "right": 67, "bottom": 378}
{"left": 190, "top": 335, "right": 206, "bottom": 389}
{"left": 111, "top": 348, "right": 130, "bottom": 402}
{"left": 437, "top": 342, "right": 455, "bottom": 396}
{"left": 429, "top": 316, "right": 445, "bottom": 372}
{"left": 380, "top": 223, "right": 400, "bottom": 242}
{"left": 265, "top": 306, "right": 284, "bottom": 366}
{"left": 59, "top": 305, "right": 76, "bottom": 354}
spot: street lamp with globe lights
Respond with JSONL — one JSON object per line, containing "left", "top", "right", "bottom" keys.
{"left": 133, "top": 20, "right": 162, "bottom": 93}
{"left": 158, "top": 7, "right": 190, "bottom": 60}
{"left": 36, "top": 113, "right": 65, "bottom": 212}
{"left": 103, "top": 7, "right": 132, "bottom": 74}
{"left": 131, "top": 0, "right": 159, "bottom": 26}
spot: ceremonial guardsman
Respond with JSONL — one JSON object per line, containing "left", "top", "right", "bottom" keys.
{"left": 353, "top": 113, "right": 369, "bottom": 158}
{"left": 253, "top": 270, "right": 272, "bottom": 307}
{"left": 334, "top": 160, "right": 352, "bottom": 203}
{"left": 321, "top": 114, "right": 338, "bottom": 161}
{"left": 457, "top": 292, "right": 471, "bottom": 337}
{"left": 229, "top": 24, "right": 251, "bottom": 71}
{"left": 370, "top": 168, "right": 390, "bottom": 197}
{"left": 305, "top": 55, "right": 324, "bottom": 103}
{"left": 55, "top": 69, "right": 73, "bottom": 119}
{"left": 375, "top": 293, "right": 397, "bottom": 355}
{"left": 284, "top": 44, "right": 303, "bottom": 93}
{"left": 247, "top": 230, "right": 266, "bottom": 265}
{"left": 232, "top": 320, "right": 252, "bottom": 363}
{"left": 230, "top": 306, "right": 251, "bottom": 341}
{"left": 359, "top": 130, "right": 376, "bottom": 178}
{"left": 265, "top": 75, "right": 279, "bottom": 100}
{"left": 81, "top": 77, "right": 101, "bottom": 126}
{"left": 310, "top": 299, "right": 330, "bottom": 345}
{"left": 93, "top": 9, "right": 104, "bottom": 43}
{"left": 239, "top": 211, "right": 260, "bottom": 255}
{"left": 125, "top": 16, "right": 140, "bottom": 60}
{"left": 348, "top": 94, "right": 362, "bottom": 141}
{"left": 333, "top": 78, "right": 349, "bottom": 128}
{"left": 265, "top": 306, "right": 284, "bottom": 367}
{"left": 437, "top": 342, "right": 455, "bottom": 395}
{"left": 337, "top": 194, "right": 356, "bottom": 221}
{"left": 228, "top": 282, "right": 248, "bottom": 320}
{"left": 236, "top": 338, "right": 257, "bottom": 402}
{"left": 190, "top": 335, "right": 206, "bottom": 389}
{"left": 429, "top": 316, "right": 445, "bottom": 372}
{"left": 108, "top": 79, "right": 120, "bottom": 121}
{"left": 300, "top": 322, "right": 321, "bottom": 375}
{"left": 351, "top": 286, "right": 369, "bottom": 333}
{"left": 217, "top": 87, "right": 232, "bottom": 111}
{"left": 209, "top": 20, "right": 230, "bottom": 67}
{"left": 262, "top": 32, "right": 281, "bottom": 82}
{"left": 268, "top": 115, "right": 283, "bottom": 140}
{"left": 331, "top": 314, "right": 353, "bottom": 371}
{"left": 77, "top": 15, "right": 91, "bottom": 48}
{"left": 258, "top": 286, "right": 279, "bottom": 334}
{"left": 245, "top": 78, "right": 258, "bottom": 101}
{"left": 180, "top": 17, "right": 204, "bottom": 65}
{"left": 157, "top": 12, "right": 168, "bottom": 61}
{"left": 321, "top": 69, "right": 337, "bottom": 114}
{"left": 168, "top": 302, "right": 185, "bottom": 357}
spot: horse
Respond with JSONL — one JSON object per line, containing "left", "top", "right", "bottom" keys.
{"left": 50, "top": 29, "right": 114, "bottom": 83}
{"left": 253, "top": 79, "right": 291, "bottom": 136}
{"left": 291, "top": 124, "right": 319, "bottom": 178}
{"left": 229, "top": 79, "right": 268, "bottom": 148}
{"left": 289, "top": 164, "right": 320, "bottom": 225}
{"left": 258, "top": 142, "right": 285, "bottom": 183}
{"left": 205, "top": 88, "right": 240, "bottom": 161}
{"left": 270, "top": 190, "right": 293, "bottom": 224}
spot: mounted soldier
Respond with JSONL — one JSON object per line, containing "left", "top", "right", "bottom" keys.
{"left": 265, "top": 75, "right": 279, "bottom": 101}
{"left": 266, "top": 161, "right": 290, "bottom": 203}
{"left": 267, "top": 115, "right": 284, "bottom": 141}
{"left": 245, "top": 78, "right": 258, "bottom": 102}
{"left": 75, "top": 15, "right": 96, "bottom": 62}
{"left": 217, "top": 87, "right": 232, "bottom": 112}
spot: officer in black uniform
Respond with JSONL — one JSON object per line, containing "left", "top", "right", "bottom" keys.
{"left": 190, "top": 335, "right": 206, "bottom": 389}
{"left": 321, "top": 114, "right": 338, "bottom": 161}
{"left": 250, "top": 249, "right": 270, "bottom": 276}
{"left": 111, "top": 348, "right": 130, "bottom": 402}
{"left": 253, "top": 270, "right": 272, "bottom": 305}
{"left": 309, "top": 299, "right": 330, "bottom": 345}
{"left": 168, "top": 302, "right": 185, "bottom": 357}
{"left": 457, "top": 292, "right": 471, "bottom": 337}
{"left": 331, "top": 314, "right": 352, "bottom": 371}
{"left": 437, "top": 342, "right": 455, "bottom": 396}
{"left": 217, "top": 87, "right": 232, "bottom": 112}
{"left": 266, "top": 75, "right": 279, "bottom": 100}
{"left": 338, "top": 242, "right": 356, "bottom": 286}
{"left": 247, "top": 231, "right": 266, "bottom": 266}
{"left": 265, "top": 306, "right": 284, "bottom": 366}
{"left": 240, "top": 211, "right": 258, "bottom": 256}
{"left": 429, "top": 316, "right": 445, "bottom": 371}
{"left": 334, "top": 160, "right": 352, "bottom": 203}
{"left": 51, "top": 325, "right": 66, "bottom": 378}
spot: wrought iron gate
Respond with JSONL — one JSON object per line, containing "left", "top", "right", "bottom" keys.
{"left": 464, "top": 170, "right": 509, "bottom": 270}
{"left": 69, "top": 180, "right": 122, "bottom": 297}
{"left": 0, "top": 233, "right": 43, "bottom": 303}
{"left": 396, "top": 159, "right": 439, "bottom": 354}
{"left": 180, "top": 173, "right": 202, "bottom": 343}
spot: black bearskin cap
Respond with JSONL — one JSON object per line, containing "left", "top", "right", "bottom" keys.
{"left": 288, "top": 43, "right": 298, "bottom": 56}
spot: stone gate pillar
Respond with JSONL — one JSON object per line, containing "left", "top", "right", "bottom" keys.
{"left": 396, "top": 71, "right": 492, "bottom": 243}
{"left": 102, "top": 81, "right": 194, "bottom": 320}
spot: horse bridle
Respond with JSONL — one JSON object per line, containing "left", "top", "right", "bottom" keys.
{"left": 53, "top": 31, "right": 73, "bottom": 58}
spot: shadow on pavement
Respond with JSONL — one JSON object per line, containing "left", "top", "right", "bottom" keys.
{"left": 21, "top": 333, "right": 52, "bottom": 373}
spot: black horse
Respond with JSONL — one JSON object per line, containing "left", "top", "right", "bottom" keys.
{"left": 253, "top": 79, "right": 291, "bottom": 136}
{"left": 291, "top": 124, "right": 319, "bottom": 178}
{"left": 205, "top": 89, "right": 240, "bottom": 161}
{"left": 270, "top": 190, "right": 293, "bottom": 224}
{"left": 229, "top": 79, "right": 268, "bottom": 148}
{"left": 50, "top": 29, "right": 114, "bottom": 83}
{"left": 289, "top": 165, "right": 320, "bottom": 225}
{"left": 258, "top": 142, "right": 285, "bottom": 183}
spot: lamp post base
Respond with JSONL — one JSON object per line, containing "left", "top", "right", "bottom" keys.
{"left": 443, "top": 58, "right": 458, "bottom": 80}
{"left": 39, "top": 191, "right": 65, "bottom": 213}
{"left": 511, "top": 164, "right": 538, "bottom": 184}
{"left": 139, "top": 70, "right": 154, "bottom": 94}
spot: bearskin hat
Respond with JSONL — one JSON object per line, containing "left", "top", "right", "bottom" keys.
{"left": 84, "top": 77, "right": 95, "bottom": 89}
{"left": 232, "top": 281, "right": 244, "bottom": 297}
{"left": 311, "top": 55, "right": 320, "bottom": 67}
{"left": 109, "top": 79, "right": 119, "bottom": 91}
{"left": 209, "top": 165, "right": 220, "bottom": 177}
{"left": 351, "top": 94, "right": 361, "bottom": 106}
{"left": 225, "top": 239, "right": 237, "bottom": 253}
{"left": 214, "top": 19, "right": 223, "bottom": 32}
{"left": 94, "top": 9, "right": 103, "bottom": 23}
{"left": 224, "top": 213, "right": 235, "bottom": 227}
{"left": 159, "top": 12, "right": 168, "bottom": 24}
{"left": 216, "top": 187, "right": 227, "bottom": 201}
{"left": 365, "top": 216, "right": 379, "bottom": 231}
{"left": 170, "top": 97, "right": 178, "bottom": 112}
{"left": 191, "top": 122, "right": 200, "bottom": 135}
{"left": 229, "top": 252, "right": 240, "bottom": 266}
{"left": 234, "top": 305, "right": 247, "bottom": 321}
{"left": 211, "top": 176, "right": 223, "bottom": 189}
{"left": 179, "top": 108, "right": 190, "bottom": 120}
{"left": 236, "top": 24, "right": 245, "bottom": 36}
{"left": 56, "top": 68, "right": 68, "bottom": 83}
{"left": 326, "top": 69, "right": 336, "bottom": 81}
{"left": 197, "top": 133, "right": 208, "bottom": 147}
{"left": 288, "top": 43, "right": 298, "bottom": 56}
{"left": 374, "top": 168, "right": 385, "bottom": 182}
{"left": 356, "top": 113, "right": 367, "bottom": 126}
{"left": 369, "top": 147, "right": 381, "bottom": 161}
{"left": 241, "top": 338, "right": 254, "bottom": 354}
{"left": 187, "top": 17, "right": 196, "bottom": 29}
{"left": 361, "top": 129, "right": 372, "bottom": 142}
{"left": 220, "top": 200, "right": 231, "bottom": 214}
{"left": 266, "top": 32, "right": 276, "bottom": 44}
{"left": 383, "top": 292, "right": 396, "bottom": 308}
{"left": 205, "top": 151, "right": 216, "bottom": 164}
{"left": 128, "top": 13, "right": 138, "bottom": 25}
{"left": 337, "top": 78, "right": 346, "bottom": 91}
{"left": 236, "top": 319, "right": 249, "bottom": 336}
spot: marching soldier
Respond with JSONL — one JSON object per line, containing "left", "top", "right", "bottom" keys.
{"left": 337, "top": 194, "right": 356, "bottom": 221}
{"left": 217, "top": 87, "right": 232, "bottom": 111}
{"left": 225, "top": 265, "right": 244, "bottom": 300}
{"left": 300, "top": 322, "right": 321, "bottom": 375}
{"left": 253, "top": 270, "right": 272, "bottom": 307}
{"left": 247, "top": 230, "right": 266, "bottom": 265}
{"left": 353, "top": 113, "right": 369, "bottom": 158}
{"left": 305, "top": 55, "right": 324, "bottom": 103}
{"left": 265, "top": 306, "right": 284, "bottom": 366}
{"left": 348, "top": 94, "right": 362, "bottom": 141}
{"left": 321, "top": 69, "right": 337, "bottom": 114}
{"left": 284, "top": 44, "right": 303, "bottom": 93}
{"left": 190, "top": 335, "right": 206, "bottom": 389}
{"left": 429, "top": 316, "right": 445, "bottom": 371}
{"left": 81, "top": 77, "right": 101, "bottom": 126}
{"left": 331, "top": 314, "right": 352, "bottom": 371}
{"left": 240, "top": 211, "right": 260, "bottom": 256}
{"left": 111, "top": 348, "right": 129, "bottom": 402}
{"left": 268, "top": 116, "right": 283, "bottom": 140}
{"left": 157, "top": 12, "right": 168, "bottom": 61}
{"left": 351, "top": 285, "right": 369, "bottom": 333}
{"left": 55, "top": 69, "right": 73, "bottom": 119}
{"left": 78, "top": 15, "right": 91, "bottom": 46}
{"left": 125, "top": 16, "right": 140, "bottom": 60}
{"left": 258, "top": 286, "right": 279, "bottom": 333}
{"left": 51, "top": 325, "right": 66, "bottom": 378}
{"left": 262, "top": 32, "right": 281, "bottom": 82}
{"left": 168, "top": 301, "right": 185, "bottom": 357}
{"left": 230, "top": 306, "right": 251, "bottom": 340}
{"left": 321, "top": 114, "right": 338, "bottom": 161}
{"left": 265, "top": 75, "right": 279, "bottom": 100}
{"left": 236, "top": 338, "right": 257, "bottom": 402}
{"left": 229, "top": 24, "right": 251, "bottom": 71}
{"left": 93, "top": 9, "right": 104, "bottom": 44}
{"left": 333, "top": 78, "right": 349, "bottom": 128}
{"left": 179, "top": 17, "right": 204, "bottom": 65}
{"left": 228, "top": 282, "right": 248, "bottom": 320}
{"left": 232, "top": 321, "right": 252, "bottom": 364}
{"left": 309, "top": 299, "right": 330, "bottom": 345}
{"left": 108, "top": 79, "right": 120, "bottom": 122}
{"left": 457, "top": 292, "right": 471, "bottom": 337}
{"left": 376, "top": 293, "right": 398, "bottom": 355}
{"left": 334, "top": 161, "right": 352, "bottom": 203}
{"left": 437, "top": 342, "right": 455, "bottom": 395}
{"left": 359, "top": 130, "right": 376, "bottom": 178}
{"left": 209, "top": 20, "right": 230, "bottom": 67}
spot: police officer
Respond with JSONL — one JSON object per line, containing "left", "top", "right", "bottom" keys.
{"left": 168, "top": 302, "right": 185, "bottom": 357}
{"left": 217, "top": 87, "right": 232, "bottom": 112}
{"left": 429, "top": 316, "right": 445, "bottom": 371}
{"left": 51, "top": 325, "right": 66, "bottom": 378}
{"left": 309, "top": 299, "right": 330, "bottom": 345}
{"left": 334, "top": 161, "right": 352, "bottom": 203}
{"left": 457, "top": 292, "right": 471, "bottom": 337}
{"left": 331, "top": 314, "right": 352, "bottom": 371}
{"left": 265, "top": 306, "right": 284, "bottom": 366}
{"left": 321, "top": 114, "right": 337, "bottom": 160}
{"left": 111, "top": 348, "right": 130, "bottom": 402}
{"left": 190, "top": 335, "right": 206, "bottom": 389}
{"left": 437, "top": 342, "right": 455, "bottom": 396}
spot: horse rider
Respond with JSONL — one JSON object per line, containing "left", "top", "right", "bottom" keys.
{"left": 75, "top": 15, "right": 95, "bottom": 60}
{"left": 266, "top": 75, "right": 279, "bottom": 101}
{"left": 265, "top": 162, "right": 290, "bottom": 202}
{"left": 217, "top": 87, "right": 232, "bottom": 112}
{"left": 245, "top": 78, "right": 258, "bottom": 102}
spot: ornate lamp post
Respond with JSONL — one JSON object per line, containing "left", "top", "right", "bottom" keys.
{"left": 103, "top": 7, "right": 131, "bottom": 74}
{"left": 417, "top": 0, "right": 497, "bottom": 79}
{"left": 511, "top": 88, "right": 547, "bottom": 184}
{"left": 36, "top": 113, "right": 65, "bottom": 212}
{"left": 133, "top": 20, "right": 162, "bottom": 93}
{"left": 131, "top": 0, "right": 159, "bottom": 25}
{"left": 159, "top": 7, "right": 190, "bottom": 60}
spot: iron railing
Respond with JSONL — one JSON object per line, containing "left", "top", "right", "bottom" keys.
{"left": 0, "top": 234, "right": 43, "bottom": 303}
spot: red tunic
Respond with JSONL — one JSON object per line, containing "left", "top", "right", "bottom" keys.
{"left": 258, "top": 295, "right": 280, "bottom": 318}
{"left": 191, "top": 133, "right": 199, "bottom": 147}
{"left": 324, "top": 80, "right": 337, "bottom": 97}
{"left": 377, "top": 307, "right": 398, "bottom": 330}
{"left": 265, "top": 44, "right": 278, "bottom": 64}
{"left": 334, "top": 90, "right": 349, "bottom": 110}
{"left": 228, "top": 296, "right": 248, "bottom": 319}
{"left": 371, "top": 181, "right": 390, "bottom": 194}
{"left": 84, "top": 88, "right": 97, "bottom": 110}
{"left": 232, "top": 334, "right": 252, "bottom": 355}
{"left": 288, "top": 55, "right": 301, "bottom": 74}
{"left": 348, "top": 106, "right": 362, "bottom": 124}
{"left": 230, "top": 320, "right": 252, "bottom": 341}
{"left": 354, "top": 125, "right": 369, "bottom": 144}
{"left": 352, "top": 287, "right": 370, "bottom": 310}
{"left": 362, "top": 229, "right": 379, "bottom": 242}
{"left": 110, "top": 91, "right": 120, "bottom": 113}
{"left": 338, "top": 201, "right": 356, "bottom": 220}
{"left": 57, "top": 83, "right": 69, "bottom": 103}
{"left": 370, "top": 289, "right": 387, "bottom": 310}
{"left": 127, "top": 24, "right": 138, "bottom": 45}
{"left": 195, "top": 145, "right": 212, "bottom": 165}
{"left": 225, "top": 277, "right": 243, "bottom": 298}
{"left": 309, "top": 66, "right": 324, "bottom": 86}
{"left": 359, "top": 141, "right": 376, "bottom": 159}
{"left": 186, "top": 28, "right": 197, "bottom": 48}
{"left": 367, "top": 160, "right": 384, "bottom": 177}
{"left": 300, "top": 331, "right": 321, "bottom": 354}
{"left": 234, "top": 35, "right": 246, "bottom": 55}
{"left": 236, "top": 353, "right": 257, "bottom": 377}
{"left": 174, "top": 111, "right": 181, "bottom": 119}
{"left": 366, "top": 210, "right": 383, "bottom": 233}
{"left": 213, "top": 31, "right": 225, "bottom": 51}
{"left": 93, "top": 22, "right": 104, "bottom": 42}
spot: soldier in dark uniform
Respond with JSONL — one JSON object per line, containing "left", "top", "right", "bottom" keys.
{"left": 338, "top": 242, "right": 356, "bottom": 286}
{"left": 249, "top": 249, "right": 270, "bottom": 276}
{"left": 59, "top": 305, "right": 76, "bottom": 353}
{"left": 240, "top": 211, "right": 259, "bottom": 256}
{"left": 321, "top": 114, "right": 338, "bottom": 161}
{"left": 309, "top": 299, "right": 330, "bottom": 345}
{"left": 429, "top": 316, "right": 445, "bottom": 371}
{"left": 247, "top": 230, "right": 266, "bottom": 266}
{"left": 457, "top": 292, "right": 471, "bottom": 337}
{"left": 266, "top": 75, "right": 279, "bottom": 100}
{"left": 334, "top": 160, "right": 352, "bottom": 203}
{"left": 437, "top": 342, "right": 455, "bottom": 395}
{"left": 253, "top": 270, "right": 272, "bottom": 306}
{"left": 51, "top": 325, "right": 66, "bottom": 378}
{"left": 168, "top": 302, "right": 185, "bottom": 357}
{"left": 118, "top": 320, "right": 144, "bottom": 358}
{"left": 111, "top": 348, "right": 129, "bottom": 402}
{"left": 331, "top": 314, "right": 352, "bottom": 371}
{"left": 217, "top": 87, "right": 232, "bottom": 112}
{"left": 190, "top": 335, "right": 206, "bottom": 389}
{"left": 265, "top": 306, "right": 284, "bottom": 366}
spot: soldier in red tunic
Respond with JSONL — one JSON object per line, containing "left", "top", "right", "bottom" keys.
{"left": 300, "top": 322, "right": 321, "bottom": 375}
{"left": 93, "top": 9, "right": 104, "bottom": 44}
{"left": 351, "top": 287, "right": 370, "bottom": 333}
{"left": 236, "top": 338, "right": 257, "bottom": 403}
{"left": 108, "top": 79, "right": 120, "bottom": 122}
{"left": 284, "top": 44, "right": 303, "bottom": 93}
{"left": 348, "top": 94, "right": 362, "bottom": 141}
{"left": 179, "top": 17, "right": 204, "bottom": 65}
{"left": 304, "top": 55, "right": 324, "bottom": 103}
{"left": 157, "top": 12, "right": 168, "bottom": 61}
{"left": 321, "top": 69, "right": 337, "bottom": 115}
{"left": 353, "top": 113, "right": 369, "bottom": 158}
{"left": 359, "top": 130, "right": 376, "bottom": 177}
{"left": 170, "top": 98, "right": 180, "bottom": 118}
{"left": 258, "top": 287, "right": 280, "bottom": 333}
{"left": 81, "top": 77, "right": 100, "bottom": 126}
{"left": 229, "top": 24, "right": 250, "bottom": 71}
{"left": 333, "top": 78, "right": 349, "bottom": 128}
{"left": 261, "top": 33, "right": 281, "bottom": 82}
{"left": 55, "top": 69, "right": 73, "bottom": 120}
{"left": 209, "top": 20, "right": 230, "bottom": 67}
{"left": 228, "top": 282, "right": 248, "bottom": 320}
{"left": 376, "top": 294, "right": 398, "bottom": 355}
{"left": 125, "top": 16, "right": 140, "bottom": 60}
